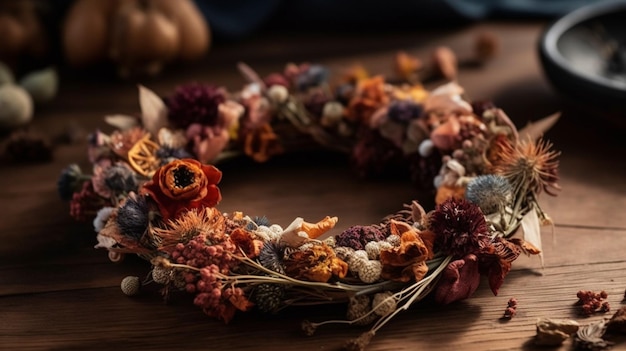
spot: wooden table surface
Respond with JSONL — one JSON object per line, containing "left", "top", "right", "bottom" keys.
{"left": 2, "top": 21, "right": 626, "bottom": 351}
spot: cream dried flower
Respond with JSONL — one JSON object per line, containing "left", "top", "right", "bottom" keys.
{"left": 357, "top": 260, "right": 382, "bottom": 283}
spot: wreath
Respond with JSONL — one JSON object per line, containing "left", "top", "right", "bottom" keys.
{"left": 58, "top": 53, "right": 562, "bottom": 350}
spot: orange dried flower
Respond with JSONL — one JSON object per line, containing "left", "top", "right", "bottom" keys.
{"left": 346, "top": 76, "right": 389, "bottom": 124}
{"left": 230, "top": 228, "right": 263, "bottom": 259}
{"left": 379, "top": 221, "right": 432, "bottom": 282}
{"left": 243, "top": 123, "right": 283, "bottom": 163}
{"left": 152, "top": 207, "right": 225, "bottom": 251}
{"left": 284, "top": 243, "right": 348, "bottom": 283}
{"left": 394, "top": 51, "right": 422, "bottom": 82}
{"left": 141, "top": 159, "right": 222, "bottom": 220}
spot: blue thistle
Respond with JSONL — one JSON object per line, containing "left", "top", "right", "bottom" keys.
{"left": 387, "top": 100, "right": 422, "bottom": 124}
{"left": 296, "top": 65, "right": 329, "bottom": 91}
{"left": 246, "top": 216, "right": 271, "bottom": 231}
{"left": 57, "top": 164, "right": 86, "bottom": 200}
{"left": 259, "top": 241, "right": 285, "bottom": 275}
{"left": 104, "top": 165, "right": 138, "bottom": 196}
{"left": 465, "top": 175, "right": 513, "bottom": 214}
{"left": 116, "top": 195, "right": 150, "bottom": 240}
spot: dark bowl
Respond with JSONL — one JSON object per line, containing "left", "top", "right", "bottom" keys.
{"left": 539, "top": 1, "right": 626, "bottom": 109}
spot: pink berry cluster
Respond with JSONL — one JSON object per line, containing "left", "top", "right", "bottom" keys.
{"left": 188, "top": 265, "right": 245, "bottom": 322}
{"left": 171, "top": 234, "right": 237, "bottom": 274}
{"left": 503, "top": 297, "right": 517, "bottom": 319}
{"left": 576, "top": 290, "right": 610, "bottom": 316}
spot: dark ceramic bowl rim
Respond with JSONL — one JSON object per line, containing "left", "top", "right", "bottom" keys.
{"left": 540, "top": 0, "right": 626, "bottom": 92}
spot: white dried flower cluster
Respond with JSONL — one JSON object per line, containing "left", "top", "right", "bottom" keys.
{"left": 372, "top": 292, "right": 397, "bottom": 317}
{"left": 347, "top": 249, "right": 382, "bottom": 283}
{"left": 346, "top": 295, "right": 377, "bottom": 326}
{"left": 323, "top": 236, "right": 336, "bottom": 247}
{"left": 253, "top": 224, "right": 283, "bottom": 242}
{"left": 365, "top": 240, "right": 393, "bottom": 260}
{"left": 333, "top": 246, "right": 355, "bottom": 261}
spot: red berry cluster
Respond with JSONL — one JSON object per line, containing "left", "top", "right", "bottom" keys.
{"left": 188, "top": 265, "right": 246, "bottom": 322}
{"left": 576, "top": 290, "right": 610, "bottom": 316}
{"left": 171, "top": 234, "right": 237, "bottom": 274}
{"left": 503, "top": 297, "right": 517, "bottom": 319}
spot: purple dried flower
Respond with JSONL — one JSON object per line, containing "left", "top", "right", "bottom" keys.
{"left": 387, "top": 101, "right": 422, "bottom": 124}
{"left": 70, "top": 180, "right": 110, "bottom": 222}
{"left": 430, "top": 197, "right": 489, "bottom": 258}
{"left": 166, "top": 83, "right": 226, "bottom": 129}
{"left": 336, "top": 225, "right": 386, "bottom": 251}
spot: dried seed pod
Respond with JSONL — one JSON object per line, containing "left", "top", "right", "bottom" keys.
{"left": 121, "top": 276, "right": 141, "bottom": 296}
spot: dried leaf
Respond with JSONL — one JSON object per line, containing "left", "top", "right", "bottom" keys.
{"left": 104, "top": 114, "right": 138, "bottom": 130}
{"left": 138, "top": 85, "right": 168, "bottom": 136}
{"left": 521, "top": 207, "right": 543, "bottom": 267}
{"left": 509, "top": 237, "right": 542, "bottom": 256}
{"left": 237, "top": 62, "right": 265, "bottom": 88}
{"left": 278, "top": 217, "right": 308, "bottom": 247}
{"left": 300, "top": 216, "right": 338, "bottom": 239}
{"left": 518, "top": 112, "right": 560, "bottom": 142}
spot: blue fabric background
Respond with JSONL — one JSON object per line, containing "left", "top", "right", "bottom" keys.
{"left": 193, "top": 0, "right": 609, "bottom": 39}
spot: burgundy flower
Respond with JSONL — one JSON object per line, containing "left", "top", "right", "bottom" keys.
{"left": 478, "top": 237, "right": 521, "bottom": 296}
{"left": 434, "top": 254, "right": 481, "bottom": 304}
{"left": 429, "top": 197, "right": 489, "bottom": 258}
{"left": 336, "top": 225, "right": 386, "bottom": 251}
{"left": 166, "top": 83, "right": 226, "bottom": 129}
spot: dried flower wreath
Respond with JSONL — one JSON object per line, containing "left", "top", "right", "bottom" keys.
{"left": 58, "top": 52, "right": 561, "bottom": 350}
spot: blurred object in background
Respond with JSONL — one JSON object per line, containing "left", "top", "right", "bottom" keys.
{"left": 0, "top": 0, "right": 51, "bottom": 74}
{"left": 539, "top": 0, "right": 626, "bottom": 126}
{"left": 194, "top": 0, "right": 609, "bottom": 40}
{"left": 62, "top": 0, "right": 210, "bottom": 77}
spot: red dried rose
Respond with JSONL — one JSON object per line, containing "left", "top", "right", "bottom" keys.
{"left": 141, "top": 159, "right": 222, "bottom": 220}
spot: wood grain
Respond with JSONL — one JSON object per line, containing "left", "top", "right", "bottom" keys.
{"left": 1, "top": 21, "right": 626, "bottom": 351}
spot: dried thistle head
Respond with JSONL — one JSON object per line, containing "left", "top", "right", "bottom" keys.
{"left": 492, "top": 138, "right": 560, "bottom": 196}
{"left": 151, "top": 207, "right": 225, "bottom": 250}
{"left": 465, "top": 174, "right": 513, "bottom": 214}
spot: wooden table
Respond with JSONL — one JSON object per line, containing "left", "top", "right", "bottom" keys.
{"left": 2, "top": 21, "right": 626, "bottom": 351}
